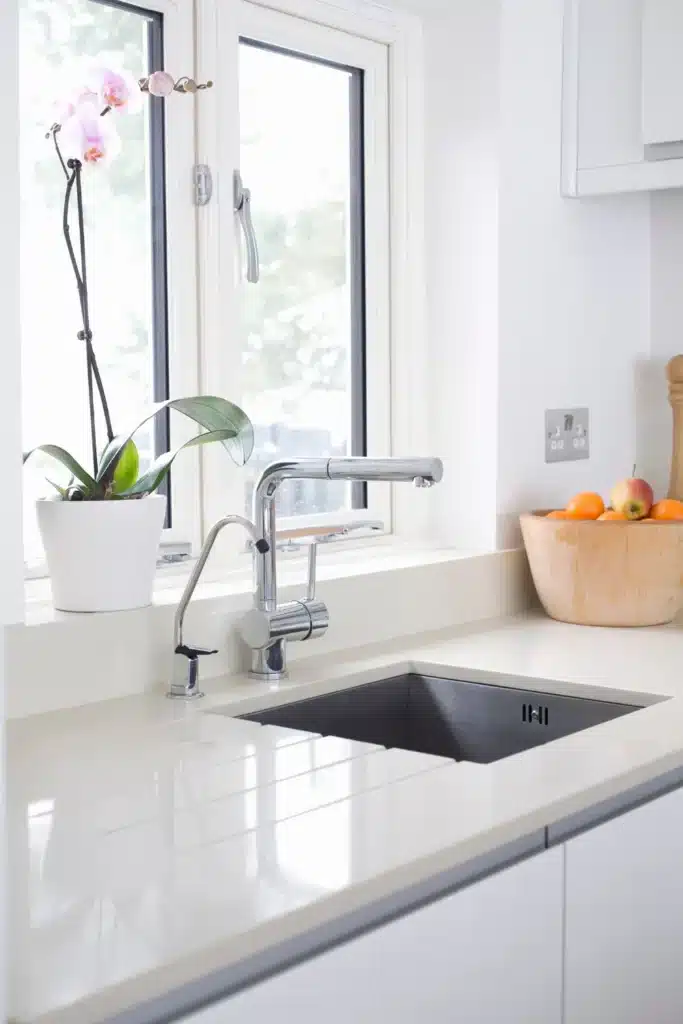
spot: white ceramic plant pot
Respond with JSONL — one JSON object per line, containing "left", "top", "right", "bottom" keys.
{"left": 37, "top": 495, "right": 166, "bottom": 612}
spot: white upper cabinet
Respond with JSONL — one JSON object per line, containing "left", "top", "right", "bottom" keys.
{"left": 562, "top": 0, "right": 683, "bottom": 195}
{"left": 642, "top": 0, "right": 683, "bottom": 150}
{"left": 182, "top": 849, "right": 564, "bottom": 1024}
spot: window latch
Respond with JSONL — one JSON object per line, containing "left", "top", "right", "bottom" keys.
{"left": 193, "top": 164, "right": 212, "bottom": 207}
{"left": 234, "top": 169, "right": 260, "bottom": 284}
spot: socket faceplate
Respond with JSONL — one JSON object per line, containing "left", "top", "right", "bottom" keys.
{"left": 545, "top": 408, "right": 589, "bottom": 463}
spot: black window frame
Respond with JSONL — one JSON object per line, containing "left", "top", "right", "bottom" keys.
{"left": 92, "top": 0, "right": 171, "bottom": 522}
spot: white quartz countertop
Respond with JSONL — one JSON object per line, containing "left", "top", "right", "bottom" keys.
{"left": 10, "top": 612, "right": 683, "bottom": 1023}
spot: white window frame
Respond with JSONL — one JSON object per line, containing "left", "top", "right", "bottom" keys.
{"left": 22, "top": 0, "right": 427, "bottom": 580}
{"left": 195, "top": 0, "right": 427, "bottom": 561}
{"left": 234, "top": 2, "right": 391, "bottom": 536}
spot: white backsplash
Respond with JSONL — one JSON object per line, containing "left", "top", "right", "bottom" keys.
{"left": 6, "top": 548, "right": 533, "bottom": 719}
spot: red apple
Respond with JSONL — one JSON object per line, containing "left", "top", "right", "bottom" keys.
{"left": 610, "top": 478, "right": 654, "bottom": 520}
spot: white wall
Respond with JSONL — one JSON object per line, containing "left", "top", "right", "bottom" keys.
{"left": 423, "top": 0, "right": 502, "bottom": 552}
{"left": 496, "top": 0, "right": 651, "bottom": 545}
{"left": 0, "top": 15, "right": 24, "bottom": 625}
{"left": 420, "top": 0, "right": 651, "bottom": 550}
{"left": 647, "top": 191, "right": 683, "bottom": 499}
{"left": 0, "top": 0, "right": 28, "bottom": 1015}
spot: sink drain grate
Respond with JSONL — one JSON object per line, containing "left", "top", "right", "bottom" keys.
{"left": 522, "top": 703, "right": 549, "bottom": 726}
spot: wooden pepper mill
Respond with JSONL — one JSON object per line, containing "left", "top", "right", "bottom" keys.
{"left": 667, "top": 355, "right": 683, "bottom": 499}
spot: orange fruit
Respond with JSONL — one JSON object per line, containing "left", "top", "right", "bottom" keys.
{"left": 546, "top": 509, "right": 596, "bottom": 520}
{"left": 650, "top": 499, "right": 683, "bottom": 521}
{"left": 597, "top": 510, "right": 627, "bottom": 521}
{"left": 566, "top": 492, "right": 605, "bottom": 520}
{"left": 565, "top": 509, "right": 601, "bottom": 519}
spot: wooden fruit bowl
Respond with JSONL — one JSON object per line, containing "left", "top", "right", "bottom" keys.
{"left": 519, "top": 511, "right": 683, "bottom": 627}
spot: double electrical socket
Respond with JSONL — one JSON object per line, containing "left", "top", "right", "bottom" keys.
{"left": 545, "top": 408, "right": 589, "bottom": 463}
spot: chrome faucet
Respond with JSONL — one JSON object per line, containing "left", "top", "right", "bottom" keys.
{"left": 239, "top": 457, "right": 443, "bottom": 681}
{"left": 169, "top": 515, "right": 269, "bottom": 699}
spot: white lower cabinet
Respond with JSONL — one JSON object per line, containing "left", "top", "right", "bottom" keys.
{"left": 564, "top": 784, "right": 683, "bottom": 1024}
{"left": 174, "top": 783, "right": 683, "bottom": 1024}
{"left": 182, "top": 848, "right": 564, "bottom": 1024}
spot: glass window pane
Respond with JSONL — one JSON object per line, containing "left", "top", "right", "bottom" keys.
{"left": 19, "top": 0, "right": 164, "bottom": 567}
{"left": 238, "top": 40, "right": 366, "bottom": 519}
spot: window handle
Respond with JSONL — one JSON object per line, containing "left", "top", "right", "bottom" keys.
{"left": 234, "top": 169, "right": 260, "bottom": 284}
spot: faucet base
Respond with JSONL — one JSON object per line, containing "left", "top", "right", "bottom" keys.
{"left": 250, "top": 640, "right": 288, "bottom": 682}
{"left": 248, "top": 670, "right": 288, "bottom": 682}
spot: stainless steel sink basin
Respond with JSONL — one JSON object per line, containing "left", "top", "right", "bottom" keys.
{"left": 240, "top": 674, "right": 641, "bottom": 764}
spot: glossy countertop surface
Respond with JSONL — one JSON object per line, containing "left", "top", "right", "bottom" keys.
{"left": 10, "top": 612, "right": 683, "bottom": 1023}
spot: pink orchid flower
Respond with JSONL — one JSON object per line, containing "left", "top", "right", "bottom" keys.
{"left": 52, "top": 86, "right": 98, "bottom": 125}
{"left": 87, "top": 65, "right": 141, "bottom": 114}
{"left": 59, "top": 100, "right": 121, "bottom": 166}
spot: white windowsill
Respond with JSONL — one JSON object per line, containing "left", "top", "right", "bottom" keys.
{"left": 23, "top": 539, "right": 486, "bottom": 627}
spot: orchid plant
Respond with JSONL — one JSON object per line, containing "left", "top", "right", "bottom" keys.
{"left": 24, "top": 65, "right": 251, "bottom": 501}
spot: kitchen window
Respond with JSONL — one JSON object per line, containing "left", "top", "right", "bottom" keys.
{"left": 18, "top": 0, "right": 419, "bottom": 576}
{"left": 200, "top": 0, "right": 392, "bottom": 542}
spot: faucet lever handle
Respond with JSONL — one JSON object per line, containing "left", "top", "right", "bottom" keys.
{"left": 169, "top": 645, "right": 218, "bottom": 701}
{"left": 306, "top": 542, "right": 318, "bottom": 602}
{"left": 175, "top": 644, "right": 218, "bottom": 659}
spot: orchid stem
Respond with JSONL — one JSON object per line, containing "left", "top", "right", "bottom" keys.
{"left": 50, "top": 127, "right": 68, "bottom": 179}
{"left": 62, "top": 161, "right": 115, "bottom": 478}
{"left": 73, "top": 164, "right": 114, "bottom": 445}
{"left": 62, "top": 170, "right": 97, "bottom": 473}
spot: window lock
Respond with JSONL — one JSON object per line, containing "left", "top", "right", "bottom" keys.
{"left": 193, "top": 164, "right": 213, "bottom": 206}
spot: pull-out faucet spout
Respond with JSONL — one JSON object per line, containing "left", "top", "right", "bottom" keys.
{"left": 241, "top": 456, "right": 443, "bottom": 681}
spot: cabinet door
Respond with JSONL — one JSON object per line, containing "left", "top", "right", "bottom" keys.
{"left": 642, "top": 0, "right": 683, "bottom": 148}
{"left": 575, "top": 0, "right": 643, "bottom": 172}
{"left": 563, "top": 0, "right": 683, "bottom": 193}
{"left": 565, "top": 784, "right": 683, "bottom": 1024}
{"left": 182, "top": 849, "right": 563, "bottom": 1024}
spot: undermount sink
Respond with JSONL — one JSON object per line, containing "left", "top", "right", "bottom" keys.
{"left": 240, "top": 674, "right": 641, "bottom": 764}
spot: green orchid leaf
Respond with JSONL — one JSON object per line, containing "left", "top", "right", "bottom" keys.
{"left": 111, "top": 439, "right": 140, "bottom": 494}
{"left": 119, "top": 429, "right": 241, "bottom": 497}
{"left": 23, "top": 445, "right": 101, "bottom": 496}
{"left": 97, "top": 396, "right": 254, "bottom": 487}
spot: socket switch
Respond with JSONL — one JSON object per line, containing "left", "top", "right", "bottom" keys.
{"left": 545, "top": 408, "right": 589, "bottom": 463}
